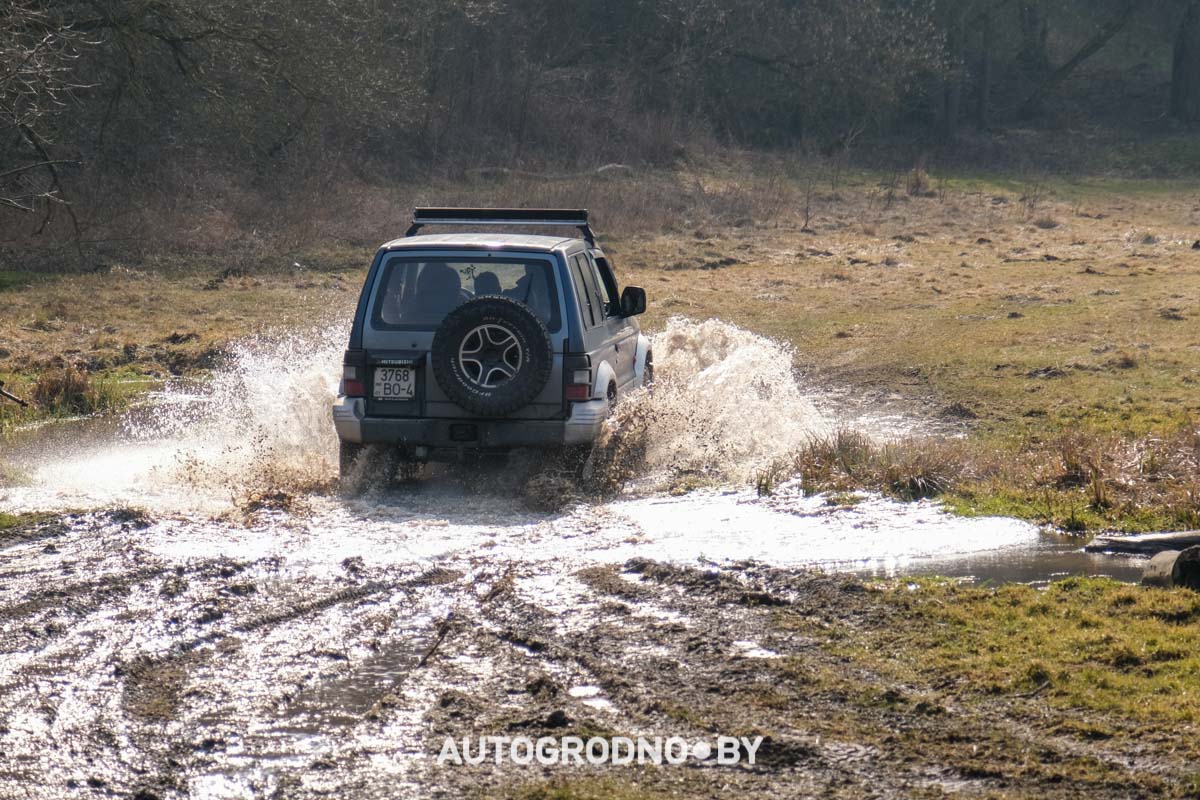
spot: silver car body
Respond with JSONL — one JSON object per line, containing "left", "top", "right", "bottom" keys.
{"left": 332, "top": 231, "right": 649, "bottom": 458}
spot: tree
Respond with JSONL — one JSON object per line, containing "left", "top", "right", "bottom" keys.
{"left": 1016, "top": 1, "right": 1050, "bottom": 78}
{"left": 973, "top": 2, "right": 994, "bottom": 130}
{"left": 1172, "top": 0, "right": 1200, "bottom": 122}
{"left": 0, "top": 2, "right": 89, "bottom": 230}
{"left": 938, "top": 0, "right": 971, "bottom": 142}
{"left": 1019, "top": 0, "right": 1138, "bottom": 118}
{"left": 690, "top": 0, "right": 947, "bottom": 146}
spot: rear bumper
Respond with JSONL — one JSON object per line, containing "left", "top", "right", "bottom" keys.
{"left": 332, "top": 396, "right": 607, "bottom": 450}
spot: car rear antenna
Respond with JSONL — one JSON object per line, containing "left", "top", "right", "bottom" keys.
{"left": 406, "top": 207, "right": 595, "bottom": 246}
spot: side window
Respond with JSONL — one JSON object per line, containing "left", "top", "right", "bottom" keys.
{"left": 570, "top": 254, "right": 598, "bottom": 327}
{"left": 586, "top": 253, "right": 618, "bottom": 316}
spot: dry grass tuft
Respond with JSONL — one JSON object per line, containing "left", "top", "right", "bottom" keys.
{"left": 1053, "top": 431, "right": 1107, "bottom": 489}
{"left": 877, "top": 442, "right": 961, "bottom": 501}
{"left": 781, "top": 422, "right": 1200, "bottom": 533}
{"left": 31, "top": 366, "right": 104, "bottom": 415}
{"left": 906, "top": 161, "right": 934, "bottom": 197}
{"left": 790, "top": 430, "right": 965, "bottom": 502}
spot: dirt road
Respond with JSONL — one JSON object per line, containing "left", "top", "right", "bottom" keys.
{"left": 0, "top": 489, "right": 1168, "bottom": 800}
{"left": 0, "top": 319, "right": 1158, "bottom": 799}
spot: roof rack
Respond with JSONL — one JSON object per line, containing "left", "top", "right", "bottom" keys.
{"left": 406, "top": 207, "right": 594, "bottom": 245}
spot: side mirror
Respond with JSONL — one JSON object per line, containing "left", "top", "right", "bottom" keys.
{"left": 620, "top": 286, "right": 647, "bottom": 317}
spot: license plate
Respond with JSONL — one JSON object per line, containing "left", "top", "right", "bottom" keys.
{"left": 373, "top": 366, "right": 415, "bottom": 400}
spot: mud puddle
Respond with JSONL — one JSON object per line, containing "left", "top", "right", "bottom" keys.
{"left": 0, "top": 319, "right": 1146, "bottom": 797}
{"left": 0, "top": 317, "right": 1136, "bottom": 584}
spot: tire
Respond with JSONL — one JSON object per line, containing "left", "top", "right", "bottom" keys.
{"left": 431, "top": 296, "right": 553, "bottom": 416}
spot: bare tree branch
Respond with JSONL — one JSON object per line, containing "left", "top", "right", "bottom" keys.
{"left": 1019, "top": 0, "right": 1138, "bottom": 117}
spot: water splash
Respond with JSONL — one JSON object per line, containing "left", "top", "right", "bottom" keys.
{"left": 3, "top": 317, "right": 831, "bottom": 511}
{"left": 1, "top": 324, "right": 346, "bottom": 513}
{"left": 133, "top": 325, "right": 345, "bottom": 503}
{"left": 592, "top": 317, "right": 829, "bottom": 489}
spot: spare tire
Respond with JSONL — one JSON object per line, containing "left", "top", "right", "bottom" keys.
{"left": 431, "top": 296, "right": 553, "bottom": 416}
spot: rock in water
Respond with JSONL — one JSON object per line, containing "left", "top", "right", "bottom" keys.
{"left": 1172, "top": 546, "right": 1200, "bottom": 591}
{"left": 1143, "top": 546, "right": 1200, "bottom": 589}
{"left": 1142, "top": 550, "right": 1182, "bottom": 588}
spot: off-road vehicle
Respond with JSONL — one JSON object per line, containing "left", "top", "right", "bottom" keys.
{"left": 333, "top": 208, "right": 651, "bottom": 478}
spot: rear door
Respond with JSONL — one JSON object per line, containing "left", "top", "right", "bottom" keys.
{"left": 361, "top": 249, "right": 569, "bottom": 420}
{"left": 360, "top": 256, "right": 426, "bottom": 420}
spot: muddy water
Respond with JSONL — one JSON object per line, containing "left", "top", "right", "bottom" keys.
{"left": 1, "top": 318, "right": 1137, "bottom": 582}
{"left": 0, "top": 320, "right": 1143, "bottom": 798}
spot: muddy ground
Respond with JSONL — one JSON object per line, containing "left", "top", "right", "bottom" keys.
{"left": 0, "top": 492, "right": 1181, "bottom": 800}
{"left": 4, "top": 190, "right": 1198, "bottom": 798}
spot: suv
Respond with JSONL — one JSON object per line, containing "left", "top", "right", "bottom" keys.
{"left": 332, "top": 208, "right": 651, "bottom": 478}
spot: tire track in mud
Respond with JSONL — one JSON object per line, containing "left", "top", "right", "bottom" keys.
{"left": 0, "top": 521, "right": 1184, "bottom": 800}
{"left": 0, "top": 513, "right": 474, "bottom": 800}
{"left": 0, "top": 497, "right": 1168, "bottom": 799}
{"left": 411, "top": 560, "right": 825, "bottom": 794}
{"left": 126, "top": 563, "right": 497, "bottom": 799}
{"left": 103, "top": 573, "right": 421, "bottom": 800}
{"left": 406, "top": 559, "right": 1181, "bottom": 799}
{"left": 0, "top": 564, "right": 171, "bottom": 642}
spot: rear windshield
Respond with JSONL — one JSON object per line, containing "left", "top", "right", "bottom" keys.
{"left": 370, "top": 255, "right": 560, "bottom": 331}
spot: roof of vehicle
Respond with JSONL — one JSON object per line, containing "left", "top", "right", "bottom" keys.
{"left": 381, "top": 233, "right": 586, "bottom": 252}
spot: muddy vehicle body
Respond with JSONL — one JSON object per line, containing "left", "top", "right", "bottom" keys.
{"left": 333, "top": 208, "right": 650, "bottom": 476}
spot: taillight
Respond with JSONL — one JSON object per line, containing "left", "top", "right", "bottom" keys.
{"left": 565, "top": 368, "right": 592, "bottom": 401}
{"left": 563, "top": 354, "right": 592, "bottom": 402}
{"left": 342, "top": 350, "right": 367, "bottom": 397}
{"left": 342, "top": 364, "right": 365, "bottom": 397}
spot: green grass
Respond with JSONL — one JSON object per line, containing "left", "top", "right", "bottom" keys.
{"left": 944, "top": 484, "right": 1198, "bottom": 534}
{"left": 939, "top": 165, "right": 1200, "bottom": 199}
{"left": 841, "top": 577, "right": 1200, "bottom": 724}
{"left": 0, "top": 270, "right": 46, "bottom": 292}
{"left": 0, "top": 511, "right": 47, "bottom": 534}
{"left": 0, "top": 367, "right": 158, "bottom": 433}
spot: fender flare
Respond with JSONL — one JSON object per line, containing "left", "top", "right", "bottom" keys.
{"left": 593, "top": 359, "right": 618, "bottom": 404}
{"left": 633, "top": 333, "right": 652, "bottom": 388}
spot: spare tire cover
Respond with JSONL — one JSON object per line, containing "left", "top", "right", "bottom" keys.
{"left": 431, "top": 296, "right": 554, "bottom": 416}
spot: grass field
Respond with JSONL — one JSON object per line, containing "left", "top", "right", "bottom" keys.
{"left": 4, "top": 168, "right": 1200, "bottom": 797}
{"left": 616, "top": 170, "right": 1200, "bottom": 532}
{"left": 493, "top": 569, "right": 1200, "bottom": 800}
{"left": 2, "top": 164, "right": 1200, "bottom": 532}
